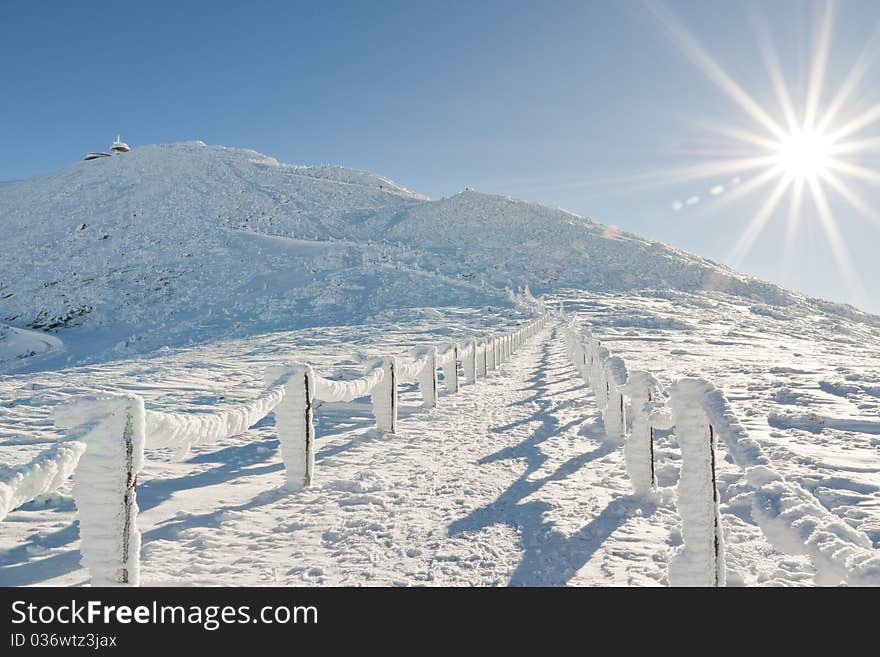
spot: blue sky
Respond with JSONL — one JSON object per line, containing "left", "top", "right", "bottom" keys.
{"left": 3, "top": 0, "right": 880, "bottom": 312}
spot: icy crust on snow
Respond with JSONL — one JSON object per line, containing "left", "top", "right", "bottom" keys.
{"left": 0, "top": 441, "right": 86, "bottom": 522}
{"left": 667, "top": 379, "right": 726, "bottom": 587}
{"left": 56, "top": 395, "right": 145, "bottom": 586}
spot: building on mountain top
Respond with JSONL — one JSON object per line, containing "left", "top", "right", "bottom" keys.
{"left": 83, "top": 135, "right": 131, "bottom": 161}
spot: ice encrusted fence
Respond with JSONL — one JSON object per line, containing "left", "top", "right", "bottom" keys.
{"left": 563, "top": 316, "right": 880, "bottom": 587}
{"left": 2, "top": 314, "right": 547, "bottom": 586}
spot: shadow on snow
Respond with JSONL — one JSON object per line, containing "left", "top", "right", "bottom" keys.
{"left": 448, "top": 328, "right": 653, "bottom": 586}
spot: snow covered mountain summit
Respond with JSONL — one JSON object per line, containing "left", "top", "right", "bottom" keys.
{"left": 0, "top": 141, "right": 873, "bottom": 367}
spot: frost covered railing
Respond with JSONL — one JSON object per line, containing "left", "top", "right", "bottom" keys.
{"left": 562, "top": 317, "right": 880, "bottom": 587}
{"left": 17, "top": 314, "right": 546, "bottom": 586}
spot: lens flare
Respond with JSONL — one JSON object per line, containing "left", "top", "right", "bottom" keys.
{"left": 646, "top": 0, "right": 880, "bottom": 307}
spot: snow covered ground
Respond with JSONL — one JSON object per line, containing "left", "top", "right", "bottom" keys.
{"left": 4, "top": 304, "right": 875, "bottom": 586}
{"left": 554, "top": 290, "right": 880, "bottom": 552}
{"left": 2, "top": 142, "right": 878, "bottom": 586}
{"left": 6, "top": 141, "right": 867, "bottom": 369}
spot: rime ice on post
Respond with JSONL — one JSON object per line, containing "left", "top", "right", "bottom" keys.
{"left": 266, "top": 363, "right": 316, "bottom": 489}
{"left": 589, "top": 340, "right": 610, "bottom": 404}
{"left": 667, "top": 378, "right": 726, "bottom": 587}
{"left": 56, "top": 394, "right": 146, "bottom": 587}
{"left": 602, "top": 356, "right": 628, "bottom": 443}
{"left": 439, "top": 344, "right": 459, "bottom": 393}
{"left": 621, "top": 371, "right": 671, "bottom": 497}
{"left": 479, "top": 341, "right": 488, "bottom": 377}
{"left": 371, "top": 357, "right": 397, "bottom": 433}
{"left": 463, "top": 339, "right": 477, "bottom": 385}
{"left": 416, "top": 346, "right": 438, "bottom": 408}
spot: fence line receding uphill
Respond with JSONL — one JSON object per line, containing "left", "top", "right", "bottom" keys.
{"left": 561, "top": 313, "right": 880, "bottom": 587}
{"left": 2, "top": 313, "right": 548, "bottom": 586}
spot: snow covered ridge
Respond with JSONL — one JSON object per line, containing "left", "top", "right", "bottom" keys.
{"left": 562, "top": 316, "right": 880, "bottom": 587}
{"left": 14, "top": 314, "right": 546, "bottom": 586}
{"left": 5, "top": 140, "right": 871, "bottom": 370}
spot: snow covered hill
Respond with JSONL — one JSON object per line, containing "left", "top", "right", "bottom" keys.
{"left": 1, "top": 141, "right": 879, "bottom": 587}
{"left": 4, "top": 140, "right": 872, "bottom": 370}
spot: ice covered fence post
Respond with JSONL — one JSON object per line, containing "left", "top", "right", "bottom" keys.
{"left": 55, "top": 395, "right": 145, "bottom": 587}
{"left": 621, "top": 372, "right": 672, "bottom": 498}
{"left": 438, "top": 344, "right": 459, "bottom": 393}
{"left": 464, "top": 340, "right": 477, "bottom": 385}
{"left": 589, "top": 340, "right": 609, "bottom": 404}
{"left": 603, "top": 356, "right": 628, "bottom": 443}
{"left": 416, "top": 346, "right": 438, "bottom": 408}
{"left": 487, "top": 338, "right": 496, "bottom": 371}
{"left": 266, "top": 363, "right": 316, "bottom": 489}
{"left": 667, "top": 378, "right": 726, "bottom": 587}
{"left": 371, "top": 357, "right": 398, "bottom": 433}
{"left": 479, "top": 341, "right": 488, "bottom": 377}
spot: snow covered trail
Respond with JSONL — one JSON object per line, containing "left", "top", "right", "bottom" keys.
{"left": 1, "top": 320, "right": 819, "bottom": 586}
{"left": 132, "top": 322, "right": 673, "bottom": 586}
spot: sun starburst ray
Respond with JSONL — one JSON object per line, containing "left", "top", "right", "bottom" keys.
{"left": 820, "top": 169, "right": 880, "bottom": 227}
{"left": 827, "top": 103, "right": 880, "bottom": 143}
{"left": 648, "top": 1, "right": 787, "bottom": 140}
{"left": 826, "top": 158, "right": 880, "bottom": 184}
{"left": 702, "top": 122, "right": 781, "bottom": 152}
{"left": 806, "top": 175, "right": 869, "bottom": 306}
{"left": 804, "top": 2, "right": 835, "bottom": 131}
{"left": 816, "top": 27, "right": 880, "bottom": 134}
{"left": 781, "top": 177, "right": 807, "bottom": 279}
{"left": 749, "top": 7, "right": 800, "bottom": 133}
{"left": 727, "top": 172, "right": 792, "bottom": 267}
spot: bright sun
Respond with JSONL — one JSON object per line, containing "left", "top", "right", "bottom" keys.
{"left": 774, "top": 128, "right": 833, "bottom": 180}
{"left": 649, "top": 1, "right": 880, "bottom": 307}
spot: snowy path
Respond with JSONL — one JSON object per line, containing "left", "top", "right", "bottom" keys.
{"left": 136, "top": 323, "right": 673, "bottom": 586}
{"left": 2, "top": 321, "right": 819, "bottom": 586}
